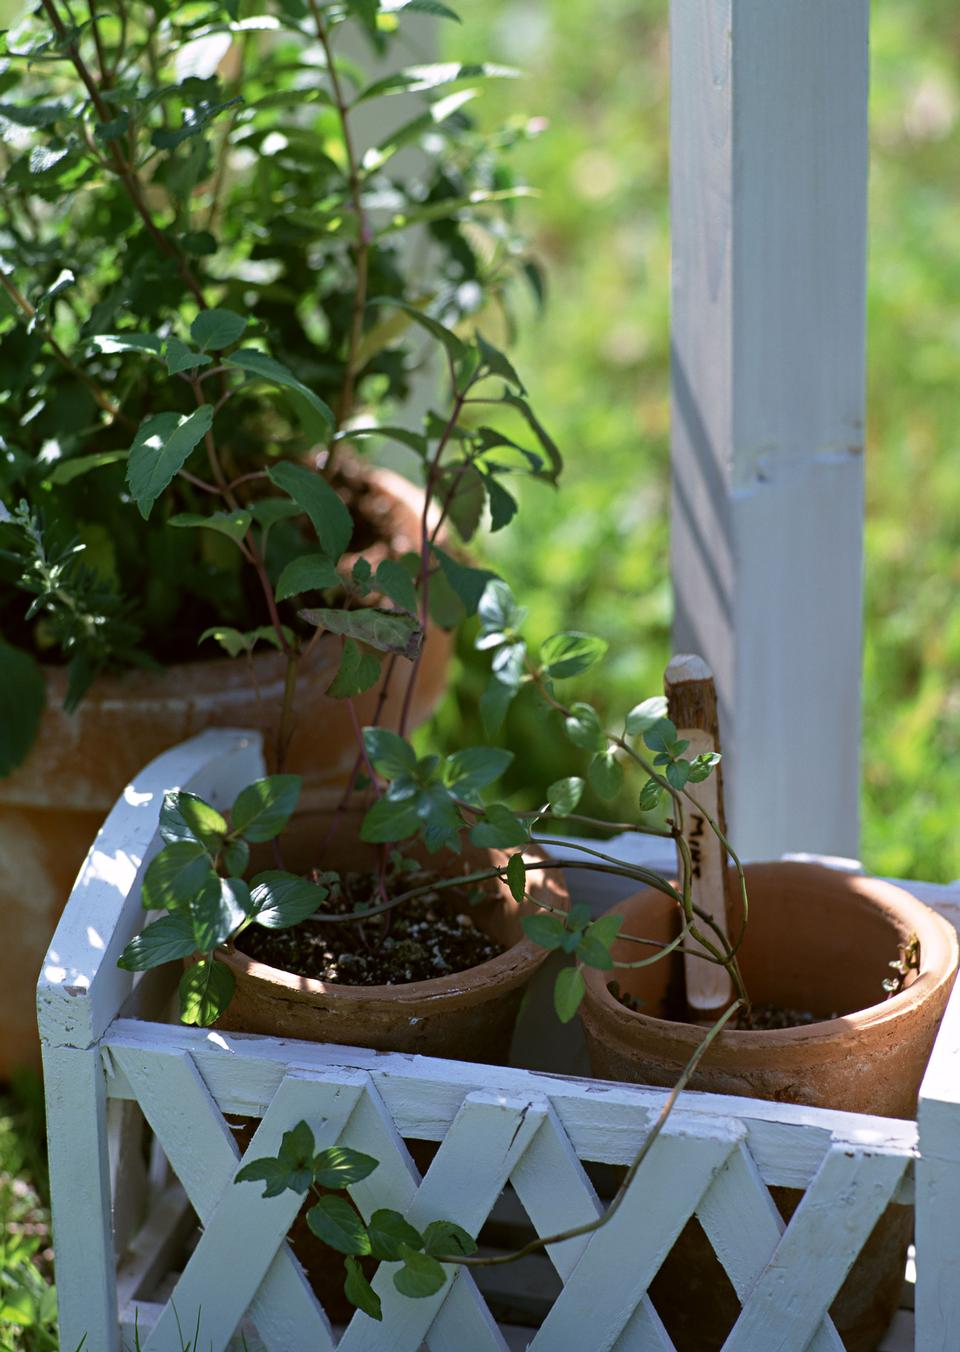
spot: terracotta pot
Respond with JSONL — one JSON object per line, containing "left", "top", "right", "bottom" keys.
{"left": 6, "top": 467, "right": 451, "bottom": 1078}
{"left": 216, "top": 811, "right": 570, "bottom": 1063}
{"left": 580, "top": 862, "right": 959, "bottom": 1352}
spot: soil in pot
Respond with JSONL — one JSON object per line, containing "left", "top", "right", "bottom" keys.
{"left": 580, "top": 862, "right": 960, "bottom": 1352}
{"left": 216, "top": 809, "right": 569, "bottom": 1063}
{"left": 237, "top": 866, "right": 506, "bottom": 985}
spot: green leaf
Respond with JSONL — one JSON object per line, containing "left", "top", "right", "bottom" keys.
{"left": 625, "top": 696, "right": 668, "bottom": 736}
{"left": 223, "top": 838, "right": 250, "bottom": 875}
{"left": 359, "top": 62, "right": 518, "bottom": 104}
{"left": 199, "top": 625, "right": 292, "bottom": 658}
{"left": 159, "top": 790, "right": 228, "bottom": 850}
{"left": 367, "top": 1209, "right": 424, "bottom": 1262}
{"left": 191, "top": 308, "right": 248, "bottom": 351}
{"left": 485, "top": 475, "right": 517, "bottom": 532}
{"left": 227, "top": 349, "right": 334, "bottom": 433}
{"left": 163, "top": 336, "right": 212, "bottom": 375}
{"left": 588, "top": 914, "right": 624, "bottom": 947}
{"left": 327, "top": 639, "right": 383, "bottom": 699}
{"left": 340, "top": 425, "right": 428, "bottom": 458}
{"left": 366, "top": 297, "right": 465, "bottom": 363}
{"left": 117, "top": 914, "right": 197, "bottom": 971}
{"left": 554, "top": 966, "right": 585, "bottom": 1023}
{"left": 231, "top": 776, "right": 302, "bottom": 842}
{"left": 501, "top": 392, "right": 562, "bottom": 482}
{"left": 422, "top": 1220, "right": 477, "bottom": 1258}
{"left": 476, "top": 333, "right": 524, "bottom": 390}
{"left": 375, "top": 558, "right": 419, "bottom": 614}
{"left": 437, "top": 462, "right": 485, "bottom": 542}
{"left": 638, "top": 778, "right": 663, "bottom": 812}
{"left": 363, "top": 728, "right": 418, "bottom": 777}
{"left": 433, "top": 548, "right": 497, "bottom": 617}
{"left": 345, "top": 1256, "right": 382, "bottom": 1321}
{"left": 0, "top": 641, "right": 44, "bottom": 776}
{"left": 89, "top": 333, "right": 163, "bottom": 358}
{"left": 666, "top": 759, "right": 690, "bottom": 790}
{"left": 521, "top": 912, "right": 566, "bottom": 950}
{"left": 141, "top": 842, "right": 216, "bottom": 911}
{"left": 306, "top": 1196, "right": 371, "bottom": 1256}
{"left": 505, "top": 852, "right": 525, "bottom": 903}
{"left": 393, "top": 1245, "right": 447, "bottom": 1299}
{"left": 444, "top": 746, "right": 513, "bottom": 796}
{"left": 301, "top": 607, "right": 423, "bottom": 660}
{"left": 170, "top": 510, "right": 251, "bottom": 544}
{"left": 469, "top": 804, "right": 529, "bottom": 849}
{"left": 274, "top": 553, "right": 342, "bottom": 602}
{"left": 127, "top": 407, "right": 214, "bottom": 519}
{"left": 564, "top": 703, "right": 605, "bottom": 752}
{"left": 234, "top": 1156, "right": 295, "bottom": 1199}
{"left": 588, "top": 750, "right": 624, "bottom": 801}
{"left": 479, "top": 677, "right": 516, "bottom": 736}
{"left": 688, "top": 751, "right": 721, "bottom": 783}
{"left": 576, "top": 931, "right": 615, "bottom": 970}
{"left": 267, "top": 461, "right": 352, "bottom": 560}
{"left": 360, "top": 797, "right": 421, "bottom": 843}
{"left": 249, "top": 870, "right": 327, "bottom": 928}
{"left": 547, "top": 777, "right": 584, "bottom": 817}
{"left": 189, "top": 876, "right": 250, "bottom": 951}
{"left": 250, "top": 498, "right": 301, "bottom": 530}
{"left": 540, "top": 632, "right": 608, "bottom": 680}
{"left": 178, "top": 959, "right": 236, "bottom": 1026}
{"left": 477, "top": 579, "right": 526, "bottom": 638}
{"left": 382, "top": 0, "right": 462, "bottom": 19}
{"left": 46, "top": 450, "right": 128, "bottom": 484}
{"left": 643, "top": 718, "right": 678, "bottom": 754}
{"left": 313, "top": 1146, "right": 379, "bottom": 1189}
{"left": 278, "top": 1120, "right": 317, "bottom": 1193}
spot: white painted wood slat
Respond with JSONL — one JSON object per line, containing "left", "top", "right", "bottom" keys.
{"left": 721, "top": 1145, "right": 908, "bottom": 1352}
{"left": 670, "top": 0, "right": 870, "bottom": 860}
{"left": 528, "top": 1119, "right": 744, "bottom": 1352}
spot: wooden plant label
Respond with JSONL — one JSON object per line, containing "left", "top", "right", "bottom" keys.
{"left": 665, "top": 655, "right": 734, "bottom": 1019}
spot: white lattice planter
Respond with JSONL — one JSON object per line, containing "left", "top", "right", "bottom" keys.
{"left": 38, "top": 730, "right": 960, "bottom": 1352}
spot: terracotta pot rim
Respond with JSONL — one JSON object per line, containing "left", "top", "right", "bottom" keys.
{"left": 581, "top": 861, "right": 959, "bottom": 1047}
{"left": 221, "top": 843, "right": 562, "bottom": 1004}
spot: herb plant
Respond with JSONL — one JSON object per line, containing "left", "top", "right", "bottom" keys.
{"left": 0, "top": 0, "right": 548, "bottom": 774}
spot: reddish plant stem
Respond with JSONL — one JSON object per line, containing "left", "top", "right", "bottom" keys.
{"left": 309, "top": 0, "right": 372, "bottom": 474}
{"left": 398, "top": 390, "right": 467, "bottom": 736}
{"left": 40, "top": 0, "right": 208, "bottom": 309}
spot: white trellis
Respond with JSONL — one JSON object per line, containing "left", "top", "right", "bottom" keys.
{"left": 37, "top": 730, "right": 960, "bottom": 1351}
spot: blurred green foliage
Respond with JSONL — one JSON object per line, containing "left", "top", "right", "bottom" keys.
{"left": 428, "top": 0, "right": 960, "bottom": 883}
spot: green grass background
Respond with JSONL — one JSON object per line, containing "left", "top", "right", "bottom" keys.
{"left": 430, "top": 0, "right": 960, "bottom": 886}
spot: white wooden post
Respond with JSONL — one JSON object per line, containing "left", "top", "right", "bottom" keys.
{"left": 670, "top": 0, "right": 870, "bottom": 861}
{"left": 915, "top": 975, "right": 960, "bottom": 1348}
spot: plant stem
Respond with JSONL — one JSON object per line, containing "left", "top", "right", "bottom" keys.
{"left": 436, "top": 1000, "right": 742, "bottom": 1269}
{"left": 398, "top": 387, "right": 468, "bottom": 736}
{"left": 40, "top": 0, "right": 208, "bottom": 308}
{"left": 309, "top": 0, "right": 371, "bottom": 466}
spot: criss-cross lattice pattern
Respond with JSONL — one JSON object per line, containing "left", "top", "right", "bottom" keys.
{"left": 107, "top": 1038, "right": 909, "bottom": 1352}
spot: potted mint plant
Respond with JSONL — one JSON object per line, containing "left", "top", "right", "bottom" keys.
{"left": 0, "top": 0, "right": 553, "bottom": 1072}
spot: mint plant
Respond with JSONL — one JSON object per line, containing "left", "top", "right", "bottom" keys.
{"left": 0, "top": 0, "right": 548, "bottom": 774}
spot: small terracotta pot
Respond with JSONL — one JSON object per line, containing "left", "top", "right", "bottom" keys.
{"left": 9, "top": 467, "right": 451, "bottom": 1077}
{"left": 216, "top": 811, "right": 569, "bottom": 1063}
{"left": 580, "top": 862, "right": 959, "bottom": 1352}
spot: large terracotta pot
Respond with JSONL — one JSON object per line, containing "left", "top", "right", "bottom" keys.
{"left": 6, "top": 467, "right": 451, "bottom": 1078}
{"left": 580, "top": 862, "right": 959, "bottom": 1352}
{"left": 217, "top": 811, "right": 570, "bottom": 1062}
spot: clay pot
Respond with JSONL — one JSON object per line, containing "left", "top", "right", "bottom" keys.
{"left": 6, "top": 467, "right": 451, "bottom": 1077}
{"left": 216, "top": 811, "right": 570, "bottom": 1063}
{"left": 580, "top": 862, "right": 959, "bottom": 1352}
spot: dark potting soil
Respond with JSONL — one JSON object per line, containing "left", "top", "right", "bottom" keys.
{"left": 236, "top": 875, "right": 506, "bottom": 986}
{"left": 608, "top": 983, "right": 839, "bottom": 1030}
